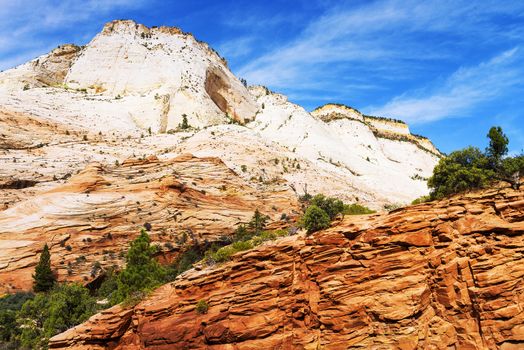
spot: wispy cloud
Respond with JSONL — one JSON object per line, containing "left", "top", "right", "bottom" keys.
{"left": 236, "top": 0, "right": 524, "bottom": 104}
{"left": 217, "top": 37, "right": 255, "bottom": 60}
{"left": 366, "top": 48, "right": 523, "bottom": 124}
{"left": 0, "top": 0, "right": 148, "bottom": 70}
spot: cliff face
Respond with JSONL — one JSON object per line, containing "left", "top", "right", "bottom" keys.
{"left": 0, "top": 152, "right": 298, "bottom": 293}
{"left": 0, "top": 20, "right": 441, "bottom": 209}
{"left": 50, "top": 186, "right": 524, "bottom": 350}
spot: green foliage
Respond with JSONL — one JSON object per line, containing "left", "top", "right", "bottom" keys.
{"left": 500, "top": 155, "right": 524, "bottom": 184}
{"left": 206, "top": 240, "right": 254, "bottom": 263}
{"left": 96, "top": 268, "right": 119, "bottom": 301}
{"left": 411, "top": 195, "right": 430, "bottom": 205}
{"left": 179, "top": 114, "right": 190, "bottom": 130}
{"left": 33, "top": 244, "right": 56, "bottom": 293}
{"left": 195, "top": 299, "right": 208, "bottom": 314}
{"left": 343, "top": 203, "right": 375, "bottom": 215}
{"left": 428, "top": 127, "right": 524, "bottom": 198}
{"left": 0, "top": 292, "right": 34, "bottom": 348}
{"left": 233, "top": 224, "right": 251, "bottom": 241}
{"left": 17, "top": 284, "right": 96, "bottom": 349}
{"left": 428, "top": 147, "right": 494, "bottom": 199}
{"left": 248, "top": 209, "right": 269, "bottom": 235}
{"left": 310, "top": 194, "right": 344, "bottom": 220}
{"left": 302, "top": 205, "right": 330, "bottom": 234}
{"left": 486, "top": 126, "right": 509, "bottom": 164}
{"left": 203, "top": 211, "right": 289, "bottom": 265}
{"left": 110, "top": 229, "right": 167, "bottom": 305}
{"left": 241, "top": 165, "right": 247, "bottom": 172}
{"left": 169, "top": 245, "right": 204, "bottom": 278}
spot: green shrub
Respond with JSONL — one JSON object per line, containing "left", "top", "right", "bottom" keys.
{"left": 195, "top": 299, "right": 208, "bottom": 314}
{"left": 17, "top": 283, "right": 97, "bottom": 349}
{"left": 411, "top": 195, "right": 430, "bottom": 205}
{"left": 428, "top": 147, "right": 493, "bottom": 199}
{"left": 310, "top": 194, "right": 344, "bottom": 219}
{"left": 302, "top": 205, "right": 330, "bottom": 234}
{"left": 343, "top": 203, "right": 375, "bottom": 215}
{"left": 428, "top": 126, "right": 524, "bottom": 198}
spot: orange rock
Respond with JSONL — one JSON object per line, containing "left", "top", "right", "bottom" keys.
{"left": 49, "top": 186, "right": 524, "bottom": 349}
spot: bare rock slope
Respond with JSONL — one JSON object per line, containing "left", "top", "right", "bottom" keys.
{"left": 0, "top": 152, "right": 298, "bottom": 293}
{"left": 0, "top": 20, "right": 440, "bottom": 208}
{"left": 50, "top": 186, "right": 524, "bottom": 350}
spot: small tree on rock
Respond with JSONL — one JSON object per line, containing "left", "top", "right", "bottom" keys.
{"left": 303, "top": 205, "right": 330, "bottom": 234}
{"left": 248, "top": 209, "right": 269, "bottom": 235}
{"left": 111, "top": 229, "right": 166, "bottom": 304}
{"left": 33, "top": 243, "right": 55, "bottom": 293}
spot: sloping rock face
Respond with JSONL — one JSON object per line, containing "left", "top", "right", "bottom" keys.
{"left": 0, "top": 153, "right": 299, "bottom": 293}
{"left": 0, "top": 20, "right": 257, "bottom": 130}
{"left": 50, "top": 186, "right": 524, "bottom": 349}
{"left": 0, "top": 20, "right": 441, "bottom": 207}
{"left": 249, "top": 90, "right": 440, "bottom": 204}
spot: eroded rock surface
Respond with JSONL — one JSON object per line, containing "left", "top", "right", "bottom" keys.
{"left": 50, "top": 186, "right": 524, "bottom": 349}
{"left": 0, "top": 20, "right": 441, "bottom": 207}
{"left": 0, "top": 153, "right": 299, "bottom": 293}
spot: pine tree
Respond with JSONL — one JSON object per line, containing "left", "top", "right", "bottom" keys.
{"left": 248, "top": 209, "right": 268, "bottom": 235}
{"left": 33, "top": 243, "right": 55, "bottom": 292}
{"left": 111, "top": 229, "right": 166, "bottom": 304}
{"left": 180, "top": 114, "right": 189, "bottom": 130}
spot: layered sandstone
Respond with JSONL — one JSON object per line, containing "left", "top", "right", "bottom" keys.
{"left": 50, "top": 186, "right": 524, "bottom": 349}
{"left": 0, "top": 153, "right": 299, "bottom": 293}
{"left": 0, "top": 20, "right": 441, "bottom": 208}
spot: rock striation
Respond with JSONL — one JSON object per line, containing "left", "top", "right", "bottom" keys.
{"left": 49, "top": 185, "right": 524, "bottom": 349}
{"left": 0, "top": 153, "right": 299, "bottom": 293}
{"left": 0, "top": 20, "right": 441, "bottom": 208}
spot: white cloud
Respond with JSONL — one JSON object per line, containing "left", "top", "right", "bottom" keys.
{"left": 236, "top": 0, "right": 524, "bottom": 101}
{"left": 217, "top": 37, "right": 255, "bottom": 60}
{"left": 366, "top": 48, "right": 523, "bottom": 124}
{"left": 0, "top": 0, "right": 147, "bottom": 70}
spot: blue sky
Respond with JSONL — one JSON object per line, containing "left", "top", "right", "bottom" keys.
{"left": 1, "top": 0, "right": 523, "bottom": 154}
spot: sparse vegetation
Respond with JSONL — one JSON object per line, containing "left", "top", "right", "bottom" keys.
{"left": 411, "top": 195, "right": 430, "bottom": 205}
{"left": 343, "top": 203, "right": 375, "bottom": 215}
{"left": 179, "top": 114, "right": 190, "bottom": 130}
{"left": 428, "top": 126, "right": 523, "bottom": 199}
{"left": 195, "top": 299, "right": 209, "bottom": 314}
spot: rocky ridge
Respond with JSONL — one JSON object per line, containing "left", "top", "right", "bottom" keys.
{"left": 0, "top": 20, "right": 440, "bottom": 208}
{"left": 0, "top": 152, "right": 298, "bottom": 293}
{"left": 49, "top": 185, "right": 524, "bottom": 349}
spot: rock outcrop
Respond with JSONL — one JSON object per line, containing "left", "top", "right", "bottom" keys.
{"left": 0, "top": 20, "right": 441, "bottom": 208}
{"left": 0, "top": 153, "right": 299, "bottom": 293}
{"left": 49, "top": 186, "right": 524, "bottom": 349}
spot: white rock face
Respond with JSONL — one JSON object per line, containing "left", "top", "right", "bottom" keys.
{"left": 248, "top": 90, "right": 440, "bottom": 204}
{"left": 0, "top": 20, "right": 442, "bottom": 207}
{"left": 0, "top": 20, "right": 257, "bottom": 132}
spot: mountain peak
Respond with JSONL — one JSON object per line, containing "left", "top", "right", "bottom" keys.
{"left": 101, "top": 19, "right": 184, "bottom": 37}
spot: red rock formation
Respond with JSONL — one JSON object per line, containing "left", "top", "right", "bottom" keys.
{"left": 0, "top": 153, "right": 299, "bottom": 293}
{"left": 49, "top": 186, "right": 524, "bottom": 349}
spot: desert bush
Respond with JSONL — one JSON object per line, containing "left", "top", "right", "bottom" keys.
{"left": 302, "top": 205, "right": 330, "bottom": 234}
{"left": 343, "top": 203, "right": 375, "bottom": 215}
{"left": 195, "top": 299, "right": 208, "bottom": 314}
